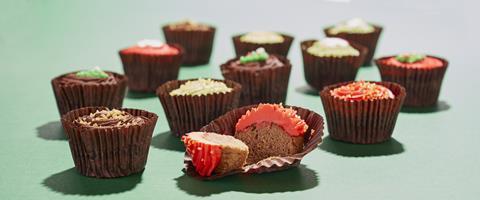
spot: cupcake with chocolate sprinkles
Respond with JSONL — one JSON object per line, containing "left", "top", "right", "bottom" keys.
{"left": 324, "top": 18, "right": 382, "bottom": 65}
{"left": 162, "top": 20, "right": 215, "bottom": 66}
{"left": 51, "top": 67, "right": 127, "bottom": 116}
{"left": 320, "top": 81, "right": 405, "bottom": 144}
{"left": 156, "top": 78, "right": 241, "bottom": 137}
{"left": 301, "top": 37, "right": 367, "bottom": 91}
{"left": 61, "top": 107, "right": 158, "bottom": 178}
{"left": 375, "top": 53, "right": 448, "bottom": 108}
{"left": 119, "top": 39, "right": 183, "bottom": 93}
{"left": 221, "top": 48, "right": 291, "bottom": 106}
{"left": 233, "top": 31, "right": 294, "bottom": 57}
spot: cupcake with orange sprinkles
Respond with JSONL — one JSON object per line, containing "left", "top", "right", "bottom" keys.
{"left": 320, "top": 81, "right": 405, "bottom": 144}
{"left": 375, "top": 53, "right": 448, "bottom": 107}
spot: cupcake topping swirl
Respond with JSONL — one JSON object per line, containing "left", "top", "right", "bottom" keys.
{"left": 58, "top": 67, "right": 117, "bottom": 86}
{"left": 137, "top": 39, "right": 165, "bottom": 48}
{"left": 395, "top": 53, "right": 426, "bottom": 63}
{"left": 328, "top": 18, "right": 375, "bottom": 34}
{"left": 168, "top": 19, "right": 210, "bottom": 31}
{"left": 240, "top": 31, "right": 284, "bottom": 44}
{"left": 74, "top": 109, "right": 145, "bottom": 128}
{"left": 75, "top": 67, "right": 109, "bottom": 79}
{"left": 240, "top": 48, "right": 269, "bottom": 64}
{"left": 307, "top": 37, "right": 360, "bottom": 57}
{"left": 330, "top": 81, "right": 395, "bottom": 101}
{"left": 169, "top": 78, "right": 233, "bottom": 96}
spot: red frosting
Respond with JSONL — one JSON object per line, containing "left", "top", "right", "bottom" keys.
{"left": 385, "top": 56, "right": 443, "bottom": 69}
{"left": 181, "top": 133, "right": 222, "bottom": 177}
{"left": 330, "top": 81, "right": 394, "bottom": 101}
{"left": 235, "top": 104, "right": 308, "bottom": 137}
{"left": 121, "top": 45, "right": 179, "bottom": 56}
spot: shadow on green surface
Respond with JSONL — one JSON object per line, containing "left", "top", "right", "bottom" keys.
{"left": 36, "top": 121, "right": 67, "bottom": 141}
{"left": 319, "top": 136, "right": 404, "bottom": 157}
{"left": 150, "top": 131, "right": 185, "bottom": 152}
{"left": 175, "top": 164, "right": 318, "bottom": 196}
{"left": 401, "top": 100, "right": 451, "bottom": 113}
{"left": 42, "top": 168, "right": 142, "bottom": 195}
{"left": 295, "top": 85, "right": 319, "bottom": 96}
{"left": 126, "top": 90, "right": 157, "bottom": 99}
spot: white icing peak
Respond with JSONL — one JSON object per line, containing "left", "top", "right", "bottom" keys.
{"left": 137, "top": 39, "right": 164, "bottom": 48}
{"left": 319, "top": 37, "right": 350, "bottom": 48}
{"left": 345, "top": 18, "right": 369, "bottom": 28}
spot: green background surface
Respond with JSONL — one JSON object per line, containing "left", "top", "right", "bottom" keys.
{"left": 1, "top": 0, "right": 479, "bottom": 199}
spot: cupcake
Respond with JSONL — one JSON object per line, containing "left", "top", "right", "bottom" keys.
{"left": 183, "top": 103, "right": 324, "bottom": 180}
{"left": 182, "top": 132, "right": 249, "bottom": 177}
{"left": 51, "top": 67, "right": 127, "bottom": 116}
{"left": 156, "top": 78, "right": 241, "bottom": 137}
{"left": 162, "top": 20, "right": 215, "bottom": 66}
{"left": 324, "top": 18, "right": 382, "bottom": 65}
{"left": 320, "top": 81, "right": 406, "bottom": 144}
{"left": 61, "top": 107, "right": 158, "bottom": 178}
{"left": 375, "top": 53, "right": 448, "bottom": 107}
{"left": 232, "top": 31, "right": 294, "bottom": 57}
{"left": 301, "top": 37, "right": 367, "bottom": 91}
{"left": 221, "top": 48, "right": 291, "bottom": 106}
{"left": 119, "top": 39, "right": 183, "bottom": 93}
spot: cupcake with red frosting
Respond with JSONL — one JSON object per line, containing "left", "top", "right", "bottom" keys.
{"left": 375, "top": 53, "right": 448, "bottom": 107}
{"left": 320, "top": 81, "right": 405, "bottom": 144}
{"left": 232, "top": 31, "right": 294, "bottom": 57}
{"left": 119, "top": 39, "right": 183, "bottom": 92}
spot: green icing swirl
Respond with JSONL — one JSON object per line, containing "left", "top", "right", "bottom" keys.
{"left": 395, "top": 53, "right": 426, "bottom": 63}
{"left": 240, "top": 48, "right": 269, "bottom": 64}
{"left": 328, "top": 18, "right": 375, "bottom": 34}
{"left": 307, "top": 38, "right": 360, "bottom": 57}
{"left": 169, "top": 78, "right": 233, "bottom": 96}
{"left": 75, "top": 67, "right": 109, "bottom": 79}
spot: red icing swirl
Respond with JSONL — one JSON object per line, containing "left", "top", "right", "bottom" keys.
{"left": 235, "top": 104, "right": 308, "bottom": 137}
{"left": 120, "top": 45, "right": 180, "bottom": 56}
{"left": 57, "top": 72, "right": 117, "bottom": 86}
{"left": 330, "top": 81, "right": 394, "bottom": 101}
{"left": 385, "top": 56, "right": 443, "bottom": 69}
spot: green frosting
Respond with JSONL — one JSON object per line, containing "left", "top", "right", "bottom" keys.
{"left": 395, "top": 53, "right": 426, "bottom": 63}
{"left": 239, "top": 31, "right": 284, "bottom": 44}
{"left": 328, "top": 18, "right": 375, "bottom": 35}
{"left": 307, "top": 38, "right": 360, "bottom": 57}
{"left": 169, "top": 78, "right": 233, "bottom": 96}
{"left": 75, "top": 67, "right": 109, "bottom": 79}
{"left": 240, "top": 48, "right": 269, "bottom": 64}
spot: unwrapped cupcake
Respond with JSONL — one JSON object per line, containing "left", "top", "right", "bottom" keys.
{"left": 301, "top": 37, "right": 367, "bottom": 91}
{"left": 119, "top": 39, "right": 183, "bottom": 93}
{"left": 221, "top": 48, "right": 291, "bottom": 106}
{"left": 232, "top": 31, "right": 294, "bottom": 57}
{"left": 324, "top": 18, "right": 382, "bottom": 65}
{"left": 375, "top": 53, "right": 448, "bottom": 107}
{"left": 162, "top": 20, "right": 215, "bottom": 66}
{"left": 51, "top": 67, "right": 127, "bottom": 116}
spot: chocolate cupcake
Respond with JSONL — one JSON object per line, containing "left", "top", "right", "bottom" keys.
{"left": 320, "top": 81, "right": 406, "bottom": 144}
{"left": 221, "top": 48, "right": 291, "bottom": 106}
{"left": 301, "top": 37, "right": 367, "bottom": 91}
{"left": 162, "top": 20, "right": 215, "bottom": 66}
{"left": 61, "top": 107, "right": 158, "bottom": 178}
{"left": 51, "top": 67, "right": 127, "bottom": 116}
{"left": 233, "top": 31, "right": 294, "bottom": 57}
{"left": 119, "top": 39, "right": 183, "bottom": 93}
{"left": 375, "top": 53, "right": 448, "bottom": 107}
{"left": 324, "top": 18, "right": 382, "bottom": 65}
{"left": 156, "top": 78, "right": 241, "bottom": 137}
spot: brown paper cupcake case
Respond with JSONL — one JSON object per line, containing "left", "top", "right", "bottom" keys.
{"left": 375, "top": 56, "right": 448, "bottom": 107}
{"left": 301, "top": 39, "right": 368, "bottom": 91}
{"left": 51, "top": 71, "right": 127, "bottom": 116}
{"left": 324, "top": 25, "right": 382, "bottom": 66}
{"left": 61, "top": 107, "right": 158, "bottom": 178}
{"left": 156, "top": 79, "right": 242, "bottom": 137}
{"left": 232, "top": 33, "right": 294, "bottom": 57}
{"left": 220, "top": 55, "right": 291, "bottom": 107}
{"left": 119, "top": 44, "right": 184, "bottom": 93}
{"left": 162, "top": 26, "right": 215, "bottom": 66}
{"left": 320, "top": 81, "right": 406, "bottom": 144}
{"left": 183, "top": 104, "right": 324, "bottom": 180}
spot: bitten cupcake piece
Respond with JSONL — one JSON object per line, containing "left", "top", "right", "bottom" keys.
{"left": 234, "top": 103, "right": 308, "bottom": 164}
{"left": 182, "top": 132, "right": 249, "bottom": 177}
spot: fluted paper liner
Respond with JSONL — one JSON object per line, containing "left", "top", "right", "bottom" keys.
{"left": 220, "top": 55, "right": 292, "bottom": 106}
{"left": 61, "top": 107, "right": 158, "bottom": 178}
{"left": 162, "top": 26, "right": 215, "bottom": 66}
{"left": 156, "top": 79, "right": 242, "bottom": 137}
{"left": 51, "top": 71, "right": 127, "bottom": 116}
{"left": 119, "top": 44, "right": 183, "bottom": 93}
{"left": 375, "top": 56, "right": 448, "bottom": 107}
{"left": 232, "top": 33, "right": 294, "bottom": 57}
{"left": 324, "top": 25, "right": 382, "bottom": 65}
{"left": 320, "top": 81, "right": 405, "bottom": 144}
{"left": 183, "top": 104, "right": 324, "bottom": 180}
{"left": 301, "top": 39, "right": 368, "bottom": 91}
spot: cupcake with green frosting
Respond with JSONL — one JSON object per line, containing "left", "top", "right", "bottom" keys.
{"left": 301, "top": 37, "right": 367, "bottom": 91}
{"left": 51, "top": 67, "right": 127, "bottom": 116}
{"left": 156, "top": 78, "right": 241, "bottom": 137}
{"left": 324, "top": 18, "right": 382, "bottom": 65}
{"left": 233, "top": 31, "right": 293, "bottom": 57}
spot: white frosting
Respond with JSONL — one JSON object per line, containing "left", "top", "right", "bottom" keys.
{"left": 137, "top": 39, "right": 164, "bottom": 48}
{"left": 318, "top": 37, "right": 350, "bottom": 48}
{"left": 345, "top": 18, "right": 370, "bottom": 28}
{"left": 255, "top": 47, "right": 266, "bottom": 54}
